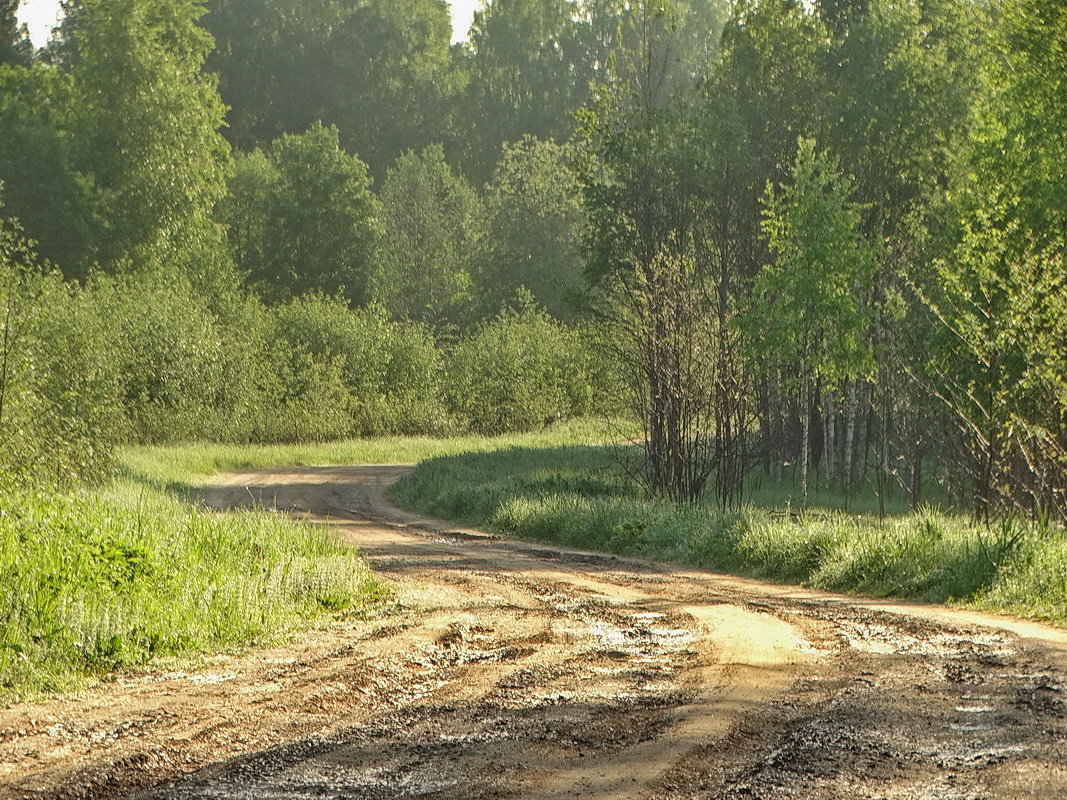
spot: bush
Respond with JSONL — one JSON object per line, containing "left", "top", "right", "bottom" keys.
{"left": 0, "top": 223, "right": 119, "bottom": 487}
{"left": 91, "top": 276, "right": 229, "bottom": 444}
{"left": 447, "top": 304, "right": 596, "bottom": 434}
{"left": 269, "top": 295, "right": 449, "bottom": 438}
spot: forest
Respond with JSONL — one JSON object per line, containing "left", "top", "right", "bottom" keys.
{"left": 0, "top": 0, "right": 1065, "bottom": 696}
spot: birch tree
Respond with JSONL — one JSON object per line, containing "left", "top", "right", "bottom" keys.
{"left": 750, "top": 138, "right": 876, "bottom": 507}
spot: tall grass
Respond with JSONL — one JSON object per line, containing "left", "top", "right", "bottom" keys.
{"left": 391, "top": 445, "right": 1067, "bottom": 624}
{"left": 0, "top": 480, "right": 385, "bottom": 699}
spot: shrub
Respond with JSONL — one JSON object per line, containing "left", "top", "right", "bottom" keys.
{"left": 269, "top": 295, "right": 449, "bottom": 438}
{"left": 0, "top": 221, "right": 119, "bottom": 487}
{"left": 446, "top": 304, "right": 596, "bottom": 434}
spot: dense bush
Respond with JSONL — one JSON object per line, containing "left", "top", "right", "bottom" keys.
{"left": 0, "top": 219, "right": 118, "bottom": 487}
{"left": 268, "top": 295, "right": 448, "bottom": 438}
{"left": 446, "top": 305, "right": 598, "bottom": 434}
{"left": 0, "top": 231, "right": 601, "bottom": 484}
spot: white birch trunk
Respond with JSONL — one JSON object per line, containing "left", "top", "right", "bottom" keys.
{"left": 843, "top": 380, "right": 858, "bottom": 497}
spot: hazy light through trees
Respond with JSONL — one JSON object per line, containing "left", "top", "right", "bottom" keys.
{"left": 16, "top": 0, "right": 483, "bottom": 46}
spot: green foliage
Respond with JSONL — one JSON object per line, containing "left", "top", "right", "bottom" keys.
{"left": 971, "top": 0, "right": 1067, "bottom": 245}
{"left": 204, "top": 0, "right": 345, "bottom": 151}
{"left": 447, "top": 304, "right": 598, "bottom": 434}
{"left": 330, "top": 0, "right": 456, "bottom": 175}
{"left": 66, "top": 0, "right": 232, "bottom": 281}
{"left": 0, "top": 212, "right": 116, "bottom": 487}
{"left": 0, "top": 65, "right": 100, "bottom": 279}
{"left": 481, "top": 137, "right": 586, "bottom": 318}
{"left": 459, "top": 0, "right": 595, "bottom": 181}
{"left": 0, "top": 479, "right": 385, "bottom": 699}
{"left": 269, "top": 295, "right": 448, "bottom": 438}
{"left": 0, "top": 0, "right": 32, "bottom": 67}
{"left": 751, "top": 138, "right": 876, "bottom": 389}
{"left": 823, "top": 0, "right": 984, "bottom": 244}
{"left": 587, "top": 0, "right": 728, "bottom": 94}
{"left": 218, "top": 124, "right": 383, "bottom": 305}
{"left": 205, "top": 0, "right": 455, "bottom": 175}
{"left": 94, "top": 275, "right": 230, "bottom": 443}
{"left": 922, "top": 214, "right": 1066, "bottom": 520}
{"left": 2, "top": 262, "right": 604, "bottom": 482}
{"left": 374, "top": 145, "right": 484, "bottom": 330}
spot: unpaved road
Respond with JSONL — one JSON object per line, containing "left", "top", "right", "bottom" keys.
{"left": 4, "top": 466, "right": 1067, "bottom": 799}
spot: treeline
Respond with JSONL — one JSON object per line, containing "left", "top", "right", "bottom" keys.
{"left": 0, "top": 0, "right": 1064, "bottom": 523}
{"left": 0, "top": 236, "right": 601, "bottom": 486}
{"left": 580, "top": 0, "right": 1065, "bottom": 523}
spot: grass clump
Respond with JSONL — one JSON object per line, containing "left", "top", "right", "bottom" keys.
{"left": 392, "top": 445, "right": 1067, "bottom": 624}
{"left": 0, "top": 480, "right": 385, "bottom": 700}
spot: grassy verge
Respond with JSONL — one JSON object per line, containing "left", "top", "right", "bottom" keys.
{"left": 0, "top": 480, "right": 386, "bottom": 699}
{"left": 390, "top": 445, "right": 1067, "bottom": 625}
{"left": 2, "top": 420, "right": 622, "bottom": 700}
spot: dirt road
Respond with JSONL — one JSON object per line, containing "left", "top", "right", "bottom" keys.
{"left": 4, "top": 465, "right": 1067, "bottom": 799}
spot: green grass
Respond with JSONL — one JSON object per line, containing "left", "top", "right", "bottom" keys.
{"left": 0, "top": 480, "right": 386, "bottom": 700}
{"left": 390, "top": 444, "right": 1067, "bottom": 625}
{"left": 119, "top": 418, "right": 630, "bottom": 490}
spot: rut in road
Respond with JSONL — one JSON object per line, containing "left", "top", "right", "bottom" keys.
{"left": 4, "top": 465, "right": 1067, "bottom": 799}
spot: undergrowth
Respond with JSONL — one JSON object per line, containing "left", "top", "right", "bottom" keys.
{"left": 391, "top": 445, "right": 1067, "bottom": 624}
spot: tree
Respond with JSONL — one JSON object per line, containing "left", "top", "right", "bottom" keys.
{"left": 582, "top": 0, "right": 743, "bottom": 503}
{"left": 587, "top": 0, "right": 729, "bottom": 90}
{"left": 0, "top": 65, "right": 100, "bottom": 279}
{"left": 204, "top": 0, "right": 343, "bottom": 152}
{"left": 0, "top": 0, "right": 32, "bottom": 66}
{"left": 921, "top": 215, "right": 1066, "bottom": 524}
{"left": 481, "top": 137, "right": 585, "bottom": 318}
{"left": 217, "top": 123, "right": 382, "bottom": 305}
{"left": 205, "top": 0, "right": 455, "bottom": 176}
{"left": 66, "top": 0, "right": 231, "bottom": 280}
{"left": 374, "top": 145, "right": 484, "bottom": 331}
{"left": 750, "top": 139, "right": 876, "bottom": 506}
{"left": 971, "top": 0, "right": 1066, "bottom": 247}
{"left": 330, "top": 0, "right": 455, "bottom": 176}
{"left": 917, "top": 0, "right": 1067, "bottom": 523}
{"left": 459, "top": 0, "right": 595, "bottom": 181}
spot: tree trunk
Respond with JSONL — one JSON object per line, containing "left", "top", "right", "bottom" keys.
{"left": 843, "top": 379, "right": 858, "bottom": 500}
{"left": 800, "top": 380, "right": 811, "bottom": 509}
{"left": 823, "top": 389, "right": 836, "bottom": 488}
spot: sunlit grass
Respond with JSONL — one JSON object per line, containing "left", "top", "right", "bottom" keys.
{"left": 119, "top": 418, "right": 632, "bottom": 490}
{"left": 391, "top": 444, "right": 1067, "bottom": 624}
{"left": 0, "top": 479, "right": 386, "bottom": 700}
